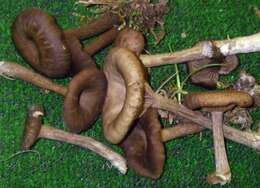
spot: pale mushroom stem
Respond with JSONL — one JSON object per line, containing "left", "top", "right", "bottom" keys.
{"left": 140, "top": 32, "right": 260, "bottom": 67}
{"left": 161, "top": 123, "right": 205, "bottom": 142}
{"left": 208, "top": 111, "right": 231, "bottom": 185}
{"left": 40, "top": 125, "right": 127, "bottom": 174}
{"left": 0, "top": 61, "right": 67, "bottom": 96}
{"left": 145, "top": 84, "right": 260, "bottom": 151}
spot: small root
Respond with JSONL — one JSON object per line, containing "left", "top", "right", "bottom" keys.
{"left": 0, "top": 150, "right": 41, "bottom": 163}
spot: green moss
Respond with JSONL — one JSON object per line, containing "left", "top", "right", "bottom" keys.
{"left": 0, "top": 0, "right": 259, "bottom": 187}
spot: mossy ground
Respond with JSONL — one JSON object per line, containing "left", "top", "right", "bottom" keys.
{"left": 0, "top": 0, "right": 260, "bottom": 187}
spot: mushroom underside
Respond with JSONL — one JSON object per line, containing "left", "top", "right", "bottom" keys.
{"left": 120, "top": 107, "right": 165, "bottom": 179}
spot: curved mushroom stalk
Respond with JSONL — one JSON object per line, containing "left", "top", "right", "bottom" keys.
{"left": 139, "top": 32, "right": 260, "bottom": 67}
{"left": 84, "top": 27, "right": 119, "bottom": 56}
{"left": 12, "top": 8, "right": 121, "bottom": 78}
{"left": 0, "top": 61, "right": 106, "bottom": 133}
{"left": 0, "top": 61, "right": 67, "bottom": 95}
{"left": 64, "top": 12, "right": 120, "bottom": 40}
{"left": 22, "top": 105, "right": 127, "bottom": 174}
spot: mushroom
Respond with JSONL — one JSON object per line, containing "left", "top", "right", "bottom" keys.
{"left": 120, "top": 107, "right": 165, "bottom": 179}
{"left": 114, "top": 27, "right": 145, "bottom": 56}
{"left": 187, "top": 55, "right": 239, "bottom": 89}
{"left": 0, "top": 61, "right": 106, "bottom": 133}
{"left": 12, "top": 8, "right": 71, "bottom": 78}
{"left": 64, "top": 34, "right": 97, "bottom": 75}
{"left": 183, "top": 91, "right": 253, "bottom": 185}
{"left": 22, "top": 105, "right": 127, "bottom": 174}
{"left": 120, "top": 107, "right": 203, "bottom": 179}
{"left": 84, "top": 26, "right": 119, "bottom": 56}
{"left": 102, "top": 47, "right": 145, "bottom": 144}
{"left": 139, "top": 32, "right": 260, "bottom": 67}
{"left": 101, "top": 28, "right": 260, "bottom": 150}
{"left": 12, "top": 8, "right": 120, "bottom": 78}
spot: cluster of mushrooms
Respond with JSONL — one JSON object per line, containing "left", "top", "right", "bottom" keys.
{"left": 1, "top": 7, "right": 260, "bottom": 185}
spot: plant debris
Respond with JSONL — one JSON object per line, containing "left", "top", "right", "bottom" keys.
{"left": 77, "top": 0, "right": 169, "bottom": 44}
{"left": 224, "top": 107, "right": 253, "bottom": 130}
{"left": 233, "top": 71, "right": 260, "bottom": 107}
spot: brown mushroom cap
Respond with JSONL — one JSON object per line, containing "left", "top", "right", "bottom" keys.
{"left": 183, "top": 91, "right": 253, "bottom": 112}
{"left": 187, "top": 58, "right": 219, "bottom": 89}
{"left": 12, "top": 8, "right": 71, "bottom": 78}
{"left": 64, "top": 67, "right": 107, "bottom": 133}
{"left": 21, "top": 105, "right": 44, "bottom": 150}
{"left": 120, "top": 107, "right": 165, "bottom": 179}
{"left": 187, "top": 55, "right": 239, "bottom": 89}
{"left": 102, "top": 47, "right": 146, "bottom": 144}
{"left": 114, "top": 28, "right": 145, "bottom": 56}
{"left": 218, "top": 55, "right": 239, "bottom": 75}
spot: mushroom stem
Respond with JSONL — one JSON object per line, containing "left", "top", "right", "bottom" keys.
{"left": 161, "top": 123, "right": 205, "bottom": 142}
{"left": 207, "top": 111, "right": 231, "bottom": 185}
{"left": 84, "top": 27, "right": 119, "bottom": 56}
{"left": 140, "top": 32, "right": 260, "bottom": 67}
{"left": 0, "top": 61, "right": 67, "bottom": 96}
{"left": 145, "top": 84, "right": 260, "bottom": 151}
{"left": 39, "top": 125, "right": 127, "bottom": 174}
{"left": 64, "top": 13, "right": 120, "bottom": 40}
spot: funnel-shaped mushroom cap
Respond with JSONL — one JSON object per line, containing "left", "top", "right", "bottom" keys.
{"left": 218, "top": 55, "right": 239, "bottom": 75}
{"left": 187, "top": 55, "right": 239, "bottom": 89}
{"left": 102, "top": 47, "right": 146, "bottom": 144}
{"left": 114, "top": 28, "right": 145, "bottom": 56}
{"left": 183, "top": 91, "right": 253, "bottom": 112}
{"left": 21, "top": 105, "right": 44, "bottom": 150}
{"left": 12, "top": 8, "right": 71, "bottom": 78}
{"left": 120, "top": 107, "right": 165, "bottom": 179}
{"left": 187, "top": 58, "right": 219, "bottom": 89}
{"left": 64, "top": 67, "right": 107, "bottom": 133}
{"left": 65, "top": 35, "right": 96, "bottom": 75}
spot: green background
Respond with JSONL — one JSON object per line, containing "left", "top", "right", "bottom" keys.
{"left": 0, "top": 0, "right": 260, "bottom": 187}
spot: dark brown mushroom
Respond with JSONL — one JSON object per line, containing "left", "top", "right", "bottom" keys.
{"left": 12, "top": 8, "right": 71, "bottom": 78}
{"left": 63, "top": 67, "right": 107, "bottom": 133}
{"left": 0, "top": 61, "right": 106, "bottom": 133}
{"left": 101, "top": 29, "right": 260, "bottom": 151}
{"left": 64, "top": 34, "right": 96, "bottom": 75}
{"left": 187, "top": 55, "right": 239, "bottom": 89}
{"left": 12, "top": 8, "right": 120, "bottom": 78}
{"left": 121, "top": 107, "right": 204, "bottom": 179}
{"left": 120, "top": 108, "right": 165, "bottom": 179}
{"left": 183, "top": 91, "right": 253, "bottom": 185}
{"left": 22, "top": 105, "right": 127, "bottom": 174}
{"left": 114, "top": 28, "right": 145, "bottom": 56}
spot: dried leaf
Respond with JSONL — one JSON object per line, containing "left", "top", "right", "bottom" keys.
{"left": 254, "top": 6, "right": 260, "bottom": 19}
